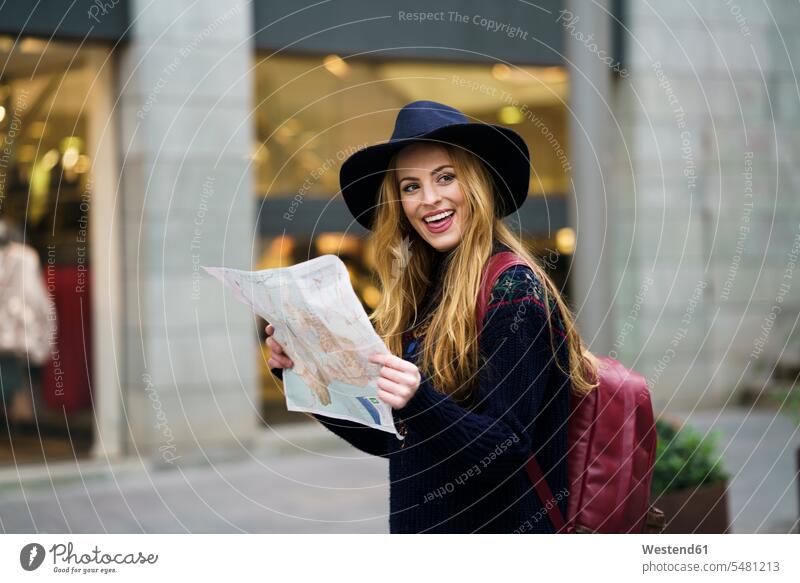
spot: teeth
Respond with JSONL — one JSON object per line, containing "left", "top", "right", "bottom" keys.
{"left": 423, "top": 210, "right": 454, "bottom": 223}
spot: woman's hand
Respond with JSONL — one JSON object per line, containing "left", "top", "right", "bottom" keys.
{"left": 369, "top": 353, "right": 421, "bottom": 410}
{"left": 265, "top": 324, "right": 294, "bottom": 369}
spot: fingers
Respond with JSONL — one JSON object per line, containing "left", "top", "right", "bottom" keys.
{"left": 266, "top": 336, "right": 285, "bottom": 355}
{"left": 370, "top": 353, "right": 420, "bottom": 410}
{"left": 268, "top": 353, "right": 293, "bottom": 368}
{"left": 377, "top": 388, "right": 405, "bottom": 409}
{"left": 265, "top": 326, "right": 293, "bottom": 368}
{"left": 378, "top": 365, "right": 418, "bottom": 387}
{"left": 268, "top": 356, "right": 293, "bottom": 369}
{"left": 265, "top": 326, "right": 289, "bottom": 356}
{"left": 376, "top": 376, "right": 407, "bottom": 395}
{"left": 369, "top": 352, "right": 418, "bottom": 375}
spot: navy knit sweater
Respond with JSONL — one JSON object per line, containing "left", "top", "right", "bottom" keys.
{"left": 271, "top": 243, "right": 571, "bottom": 533}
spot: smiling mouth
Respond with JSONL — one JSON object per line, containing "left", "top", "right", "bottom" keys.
{"left": 422, "top": 210, "right": 455, "bottom": 224}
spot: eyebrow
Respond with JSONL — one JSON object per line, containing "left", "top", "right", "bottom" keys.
{"left": 397, "top": 165, "right": 454, "bottom": 184}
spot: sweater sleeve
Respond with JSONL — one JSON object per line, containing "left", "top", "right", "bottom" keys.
{"left": 269, "top": 367, "right": 390, "bottom": 458}
{"left": 396, "top": 265, "right": 563, "bottom": 480}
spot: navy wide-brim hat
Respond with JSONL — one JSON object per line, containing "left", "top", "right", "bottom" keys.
{"left": 340, "top": 100, "right": 531, "bottom": 230}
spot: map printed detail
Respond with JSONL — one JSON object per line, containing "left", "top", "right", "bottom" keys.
{"left": 203, "top": 256, "right": 402, "bottom": 439}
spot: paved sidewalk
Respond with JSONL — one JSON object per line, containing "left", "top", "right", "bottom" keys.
{"left": 674, "top": 408, "right": 799, "bottom": 534}
{"left": 0, "top": 423, "right": 390, "bottom": 534}
{"left": 0, "top": 409, "right": 797, "bottom": 533}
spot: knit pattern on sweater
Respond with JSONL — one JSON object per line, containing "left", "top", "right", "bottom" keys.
{"left": 486, "top": 265, "right": 567, "bottom": 339}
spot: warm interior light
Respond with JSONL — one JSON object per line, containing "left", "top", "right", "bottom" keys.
{"left": 41, "top": 149, "right": 60, "bottom": 170}
{"left": 315, "top": 232, "right": 360, "bottom": 256}
{"left": 323, "top": 54, "right": 349, "bottom": 77}
{"left": 62, "top": 147, "right": 80, "bottom": 170}
{"left": 19, "top": 38, "right": 47, "bottom": 54}
{"left": 555, "top": 227, "right": 576, "bottom": 255}
{"left": 74, "top": 154, "right": 91, "bottom": 174}
{"left": 492, "top": 63, "right": 511, "bottom": 81}
{"left": 498, "top": 105, "right": 524, "bottom": 124}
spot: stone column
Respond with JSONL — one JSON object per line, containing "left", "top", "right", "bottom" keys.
{"left": 117, "top": 1, "right": 258, "bottom": 460}
{"left": 564, "top": 0, "right": 614, "bottom": 354}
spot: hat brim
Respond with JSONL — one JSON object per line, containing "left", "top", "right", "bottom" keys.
{"left": 339, "top": 123, "right": 530, "bottom": 231}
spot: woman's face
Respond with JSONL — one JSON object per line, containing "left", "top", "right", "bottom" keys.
{"left": 395, "top": 143, "right": 466, "bottom": 252}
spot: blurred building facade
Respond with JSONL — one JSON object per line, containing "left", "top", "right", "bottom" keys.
{"left": 610, "top": 2, "right": 800, "bottom": 410}
{"left": 0, "top": 0, "right": 797, "bottom": 466}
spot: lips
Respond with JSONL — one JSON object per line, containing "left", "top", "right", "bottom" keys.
{"left": 422, "top": 209, "right": 455, "bottom": 234}
{"left": 423, "top": 209, "right": 455, "bottom": 223}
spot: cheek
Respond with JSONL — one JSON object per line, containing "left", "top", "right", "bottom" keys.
{"left": 447, "top": 183, "right": 466, "bottom": 207}
{"left": 400, "top": 199, "right": 417, "bottom": 222}
{"left": 447, "top": 185, "right": 467, "bottom": 218}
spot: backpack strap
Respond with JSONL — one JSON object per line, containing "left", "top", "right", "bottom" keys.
{"left": 477, "top": 252, "right": 528, "bottom": 329}
{"left": 478, "top": 251, "right": 569, "bottom": 533}
{"left": 524, "top": 455, "right": 567, "bottom": 532}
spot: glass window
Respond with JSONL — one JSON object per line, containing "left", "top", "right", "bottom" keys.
{"left": 0, "top": 36, "right": 95, "bottom": 463}
{"left": 253, "top": 55, "right": 570, "bottom": 198}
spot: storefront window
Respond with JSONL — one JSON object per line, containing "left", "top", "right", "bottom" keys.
{"left": 253, "top": 55, "right": 569, "bottom": 197}
{"left": 0, "top": 37, "right": 95, "bottom": 463}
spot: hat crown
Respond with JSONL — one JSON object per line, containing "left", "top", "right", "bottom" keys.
{"left": 390, "top": 100, "right": 468, "bottom": 141}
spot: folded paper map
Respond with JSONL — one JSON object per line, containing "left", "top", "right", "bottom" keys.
{"left": 203, "top": 256, "right": 402, "bottom": 439}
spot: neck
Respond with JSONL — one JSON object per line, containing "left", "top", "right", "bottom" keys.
{"left": 428, "top": 244, "right": 454, "bottom": 277}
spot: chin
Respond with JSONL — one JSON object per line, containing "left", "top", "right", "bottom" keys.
{"left": 426, "top": 234, "right": 460, "bottom": 252}
{"left": 415, "top": 218, "right": 462, "bottom": 252}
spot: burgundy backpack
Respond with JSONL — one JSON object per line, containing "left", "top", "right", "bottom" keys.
{"left": 477, "top": 252, "right": 663, "bottom": 533}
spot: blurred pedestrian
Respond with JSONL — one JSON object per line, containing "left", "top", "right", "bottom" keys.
{"left": 0, "top": 218, "right": 55, "bottom": 425}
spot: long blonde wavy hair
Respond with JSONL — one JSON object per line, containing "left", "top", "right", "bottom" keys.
{"left": 368, "top": 143, "right": 599, "bottom": 404}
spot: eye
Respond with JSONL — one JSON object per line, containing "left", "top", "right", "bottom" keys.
{"left": 437, "top": 173, "right": 455, "bottom": 184}
{"left": 401, "top": 182, "right": 420, "bottom": 194}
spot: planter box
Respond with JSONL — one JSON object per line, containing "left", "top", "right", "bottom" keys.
{"left": 651, "top": 481, "right": 731, "bottom": 534}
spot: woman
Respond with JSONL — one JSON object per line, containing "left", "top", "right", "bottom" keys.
{"left": 267, "top": 101, "right": 599, "bottom": 533}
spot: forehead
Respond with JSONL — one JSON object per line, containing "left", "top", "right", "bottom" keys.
{"left": 394, "top": 143, "right": 451, "bottom": 173}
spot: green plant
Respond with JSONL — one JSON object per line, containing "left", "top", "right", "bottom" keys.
{"left": 651, "top": 418, "right": 729, "bottom": 499}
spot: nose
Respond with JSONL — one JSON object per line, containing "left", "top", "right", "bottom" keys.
{"left": 420, "top": 181, "right": 442, "bottom": 206}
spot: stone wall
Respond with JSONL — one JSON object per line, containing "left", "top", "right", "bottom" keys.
{"left": 611, "top": 1, "right": 800, "bottom": 410}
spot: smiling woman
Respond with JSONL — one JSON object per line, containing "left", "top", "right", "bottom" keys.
{"left": 394, "top": 144, "right": 465, "bottom": 251}
{"left": 268, "top": 100, "right": 600, "bottom": 534}
{"left": 254, "top": 57, "right": 574, "bottom": 422}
